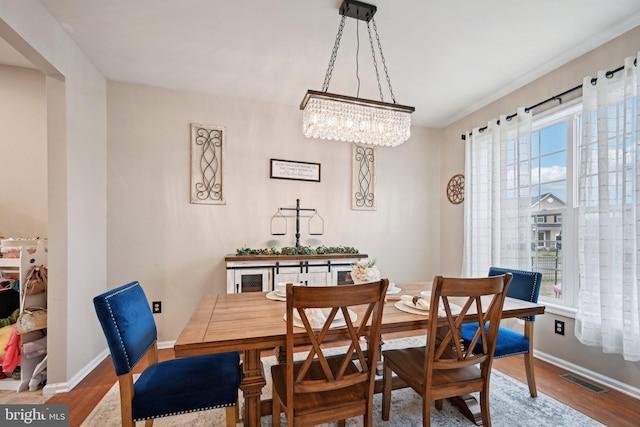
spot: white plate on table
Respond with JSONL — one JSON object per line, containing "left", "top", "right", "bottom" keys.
{"left": 266, "top": 291, "right": 286, "bottom": 301}
{"left": 402, "top": 298, "right": 430, "bottom": 311}
{"left": 394, "top": 300, "right": 462, "bottom": 317}
{"left": 284, "top": 308, "right": 357, "bottom": 329}
{"left": 386, "top": 285, "right": 401, "bottom": 294}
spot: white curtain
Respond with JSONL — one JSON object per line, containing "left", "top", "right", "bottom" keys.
{"left": 463, "top": 107, "right": 533, "bottom": 277}
{"left": 576, "top": 54, "right": 640, "bottom": 361}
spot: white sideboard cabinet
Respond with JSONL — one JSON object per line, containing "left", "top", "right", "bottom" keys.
{"left": 225, "top": 254, "right": 368, "bottom": 294}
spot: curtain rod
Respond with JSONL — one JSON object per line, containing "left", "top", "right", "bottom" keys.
{"left": 460, "top": 60, "right": 635, "bottom": 141}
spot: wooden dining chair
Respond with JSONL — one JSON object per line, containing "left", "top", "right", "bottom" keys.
{"left": 271, "top": 279, "right": 389, "bottom": 427}
{"left": 381, "top": 274, "right": 512, "bottom": 427}
{"left": 460, "top": 267, "right": 542, "bottom": 397}
{"left": 93, "top": 281, "right": 241, "bottom": 427}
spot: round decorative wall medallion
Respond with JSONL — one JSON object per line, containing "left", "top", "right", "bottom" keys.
{"left": 447, "top": 174, "right": 465, "bottom": 204}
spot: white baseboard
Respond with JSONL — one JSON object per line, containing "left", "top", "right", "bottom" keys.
{"left": 42, "top": 348, "right": 110, "bottom": 396}
{"left": 535, "top": 350, "right": 640, "bottom": 400}
{"left": 157, "top": 340, "right": 176, "bottom": 350}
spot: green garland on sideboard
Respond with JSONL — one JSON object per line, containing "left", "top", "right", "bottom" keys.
{"left": 235, "top": 245, "right": 360, "bottom": 256}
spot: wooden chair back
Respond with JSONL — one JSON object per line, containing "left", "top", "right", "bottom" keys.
{"left": 425, "top": 274, "right": 512, "bottom": 391}
{"left": 282, "top": 279, "right": 388, "bottom": 425}
{"left": 382, "top": 274, "right": 512, "bottom": 426}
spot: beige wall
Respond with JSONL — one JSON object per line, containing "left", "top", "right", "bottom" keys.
{"left": 0, "top": 64, "right": 47, "bottom": 238}
{"left": 440, "top": 26, "right": 640, "bottom": 393}
{"left": 107, "top": 81, "right": 441, "bottom": 340}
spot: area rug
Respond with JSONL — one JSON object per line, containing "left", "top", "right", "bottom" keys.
{"left": 0, "top": 388, "right": 47, "bottom": 405}
{"left": 81, "top": 337, "right": 603, "bottom": 426}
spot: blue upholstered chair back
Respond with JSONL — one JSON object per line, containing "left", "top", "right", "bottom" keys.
{"left": 93, "top": 281, "right": 157, "bottom": 376}
{"left": 488, "top": 267, "right": 541, "bottom": 321}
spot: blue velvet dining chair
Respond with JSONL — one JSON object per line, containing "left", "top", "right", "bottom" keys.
{"left": 460, "top": 267, "right": 542, "bottom": 397}
{"left": 93, "top": 281, "right": 241, "bottom": 427}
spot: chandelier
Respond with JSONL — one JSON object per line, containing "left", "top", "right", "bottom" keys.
{"left": 300, "top": 0, "right": 415, "bottom": 147}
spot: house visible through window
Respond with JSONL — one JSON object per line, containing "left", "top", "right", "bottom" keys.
{"left": 530, "top": 101, "right": 581, "bottom": 309}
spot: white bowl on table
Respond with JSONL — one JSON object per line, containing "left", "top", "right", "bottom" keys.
{"left": 275, "top": 282, "right": 303, "bottom": 297}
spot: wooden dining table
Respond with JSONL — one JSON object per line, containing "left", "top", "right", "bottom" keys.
{"left": 174, "top": 282, "right": 545, "bottom": 426}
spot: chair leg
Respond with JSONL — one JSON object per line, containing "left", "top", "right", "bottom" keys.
{"left": 480, "top": 389, "right": 491, "bottom": 427}
{"left": 118, "top": 376, "right": 135, "bottom": 427}
{"left": 225, "top": 406, "right": 236, "bottom": 427}
{"left": 120, "top": 414, "right": 134, "bottom": 427}
{"left": 524, "top": 351, "right": 538, "bottom": 397}
{"left": 381, "top": 362, "right": 392, "bottom": 421}
{"left": 435, "top": 399, "right": 443, "bottom": 410}
{"left": 338, "top": 420, "right": 346, "bottom": 427}
{"left": 272, "top": 391, "right": 281, "bottom": 427}
{"left": 363, "top": 399, "right": 373, "bottom": 427}
{"left": 422, "top": 395, "right": 431, "bottom": 427}
{"left": 144, "top": 420, "right": 153, "bottom": 427}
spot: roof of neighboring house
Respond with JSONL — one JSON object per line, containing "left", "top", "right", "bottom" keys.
{"left": 531, "top": 192, "right": 566, "bottom": 210}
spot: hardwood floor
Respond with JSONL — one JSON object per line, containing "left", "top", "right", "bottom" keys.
{"left": 45, "top": 348, "right": 640, "bottom": 427}
{"left": 492, "top": 355, "right": 640, "bottom": 427}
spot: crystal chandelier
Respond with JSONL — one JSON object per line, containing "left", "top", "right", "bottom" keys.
{"left": 301, "top": 0, "right": 415, "bottom": 147}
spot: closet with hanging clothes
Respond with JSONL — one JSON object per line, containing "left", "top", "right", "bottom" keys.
{"left": 0, "top": 240, "right": 47, "bottom": 391}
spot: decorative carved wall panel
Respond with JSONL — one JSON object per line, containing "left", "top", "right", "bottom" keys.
{"left": 190, "top": 124, "right": 226, "bottom": 205}
{"left": 351, "top": 144, "right": 376, "bottom": 210}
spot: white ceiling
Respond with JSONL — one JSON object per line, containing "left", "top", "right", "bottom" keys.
{"left": 8, "top": 1, "right": 640, "bottom": 127}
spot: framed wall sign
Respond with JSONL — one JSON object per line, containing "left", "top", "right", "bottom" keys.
{"left": 270, "top": 159, "right": 321, "bottom": 182}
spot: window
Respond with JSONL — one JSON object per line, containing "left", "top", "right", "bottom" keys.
{"left": 530, "top": 101, "right": 581, "bottom": 310}
{"left": 468, "top": 64, "right": 640, "bottom": 358}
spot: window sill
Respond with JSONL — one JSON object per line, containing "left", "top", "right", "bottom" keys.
{"left": 541, "top": 301, "right": 578, "bottom": 319}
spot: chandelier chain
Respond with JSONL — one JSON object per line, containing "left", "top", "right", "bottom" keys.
{"left": 367, "top": 23, "right": 385, "bottom": 102}
{"left": 371, "top": 17, "right": 397, "bottom": 104}
{"left": 322, "top": 15, "right": 347, "bottom": 93}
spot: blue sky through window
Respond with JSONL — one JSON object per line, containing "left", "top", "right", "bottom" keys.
{"left": 532, "top": 121, "right": 567, "bottom": 202}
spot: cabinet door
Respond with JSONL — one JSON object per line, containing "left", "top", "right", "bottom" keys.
{"left": 273, "top": 261, "right": 305, "bottom": 288}
{"left": 332, "top": 265, "right": 355, "bottom": 285}
{"left": 273, "top": 272, "right": 301, "bottom": 287}
{"left": 229, "top": 268, "right": 270, "bottom": 294}
{"left": 305, "top": 265, "right": 331, "bottom": 286}
{"left": 274, "top": 265, "right": 330, "bottom": 286}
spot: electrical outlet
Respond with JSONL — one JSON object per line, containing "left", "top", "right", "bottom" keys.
{"left": 152, "top": 301, "right": 162, "bottom": 314}
{"left": 555, "top": 319, "right": 565, "bottom": 335}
